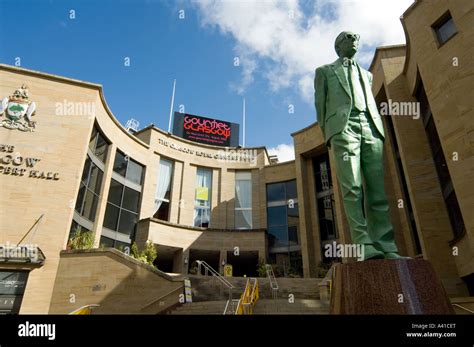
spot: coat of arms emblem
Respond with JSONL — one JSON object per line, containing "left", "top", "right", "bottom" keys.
{"left": 0, "top": 84, "right": 37, "bottom": 132}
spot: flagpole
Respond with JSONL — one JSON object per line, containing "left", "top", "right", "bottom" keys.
{"left": 168, "top": 79, "right": 176, "bottom": 133}
{"left": 242, "top": 97, "right": 246, "bottom": 147}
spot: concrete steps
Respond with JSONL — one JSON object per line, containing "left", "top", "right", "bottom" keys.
{"left": 188, "top": 276, "right": 322, "bottom": 301}
{"left": 253, "top": 299, "right": 329, "bottom": 315}
{"left": 169, "top": 298, "right": 329, "bottom": 315}
{"left": 170, "top": 300, "right": 227, "bottom": 315}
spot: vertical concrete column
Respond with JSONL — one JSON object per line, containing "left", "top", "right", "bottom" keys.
{"left": 179, "top": 163, "right": 196, "bottom": 226}
{"left": 305, "top": 158, "right": 322, "bottom": 267}
{"left": 139, "top": 152, "right": 159, "bottom": 220}
{"left": 92, "top": 143, "right": 116, "bottom": 248}
{"left": 219, "top": 249, "right": 227, "bottom": 275}
{"left": 251, "top": 169, "right": 261, "bottom": 229}
{"left": 169, "top": 160, "right": 183, "bottom": 223}
{"left": 295, "top": 154, "right": 317, "bottom": 277}
{"left": 183, "top": 248, "right": 190, "bottom": 274}
{"left": 210, "top": 168, "right": 220, "bottom": 228}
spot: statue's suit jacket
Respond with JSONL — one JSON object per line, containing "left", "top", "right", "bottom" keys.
{"left": 314, "top": 58, "right": 384, "bottom": 146}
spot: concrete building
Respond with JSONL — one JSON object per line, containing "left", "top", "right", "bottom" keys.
{"left": 0, "top": 0, "right": 472, "bottom": 314}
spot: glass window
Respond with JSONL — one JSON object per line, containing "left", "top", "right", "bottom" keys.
{"left": 267, "top": 206, "right": 287, "bottom": 227}
{"left": 94, "top": 132, "right": 108, "bottom": 162}
{"left": 89, "top": 126, "right": 98, "bottom": 151}
{"left": 81, "top": 158, "right": 91, "bottom": 184}
{"left": 122, "top": 186, "right": 140, "bottom": 213}
{"left": 433, "top": 13, "right": 457, "bottom": 45}
{"left": 100, "top": 236, "right": 114, "bottom": 248}
{"left": 126, "top": 159, "right": 144, "bottom": 185}
{"left": 82, "top": 190, "right": 98, "bottom": 221}
{"left": 89, "top": 125, "right": 109, "bottom": 163}
{"left": 113, "top": 151, "right": 128, "bottom": 177}
{"left": 75, "top": 157, "right": 103, "bottom": 222}
{"left": 75, "top": 184, "right": 86, "bottom": 213}
{"left": 194, "top": 208, "right": 210, "bottom": 228}
{"left": 268, "top": 226, "right": 288, "bottom": 247}
{"left": 107, "top": 180, "right": 123, "bottom": 206}
{"left": 88, "top": 165, "right": 103, "bottom": 194}
{"left": 118, "top": 210, "right": 137, "bottom": 236}
{"left": 235, "top": 209, "right": 252, "bottom": 229}
{"left": 285, "top": 180, "right": 297, "bottom": 199}
{"left": 266, "top": 183, "right": 285, "bottom": 203}
{"left": 266, "top": 180, "right": 299, "bottom": 251}
{"left": 154, "top": 159, "right": 174, "bottom": 221}
{"left": 113, "top": 151, "right": 144, "bottom": 185}
{"left": 103, "top": 203, "right": 120, "bottom": 230}
{"left": 194, "top": 167, "right": 212, "bottom": 227}
{"left": 235, "top": 171, "right": 252, "bottom": 229}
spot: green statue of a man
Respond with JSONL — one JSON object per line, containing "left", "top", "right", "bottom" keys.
{"left": 314, "top": 31, "right": 405, "bottom": 260}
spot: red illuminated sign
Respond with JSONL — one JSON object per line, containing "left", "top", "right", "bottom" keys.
{"left": 173, "top": 113, "right": 239, "bottom": 147}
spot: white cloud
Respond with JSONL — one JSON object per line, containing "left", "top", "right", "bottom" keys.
{"left": 268, "top": 143, "right": 295, "bottom": 163}
{"left": 191, "top": 0, "right": 414, "bottom": 103}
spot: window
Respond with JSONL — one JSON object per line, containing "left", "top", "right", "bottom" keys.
{"left": 99, "top": 236, "right": 130, "bottom": 251}
{"left": 113, "top": 150, "right": 144, "bottom": 185}
{"left": 432, "top": 12, "right": 457, "bottom": 46}
{"left": 75, "top": 157, "right": 103, "bottom": 222}
{"left": 235, "top": 171, "right": 252, "bottom": 229}
{"left": 103, "top": 179, "right": 140, "bottom": 237}
{"left": 313, "top": 155, "right": 337, "bottom": 244}
{"left": 88, "top": 125, "right": 109, "bottom": 163}
{"left": 416, "top": 81, "right": 465, "bottom": 239}
{"left": 266, "top": 180, "right": 299, "bottom": 250}
{"left": 194, "top": 167, "right": 212, "bottom": 227}
{"left": 154, "top": 159, "right": 174, "bottom": 221}
{"left": 68, "top": 219, "right": 92, "bottom": 242}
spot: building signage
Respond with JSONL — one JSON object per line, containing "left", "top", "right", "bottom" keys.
{"left": 158, "top": 138, "right": 257, "bottom": 166}
{"left": 172, "top": 112, "right": 239, "bottom": 147}
{"left": 0, "top": 144, "right": 60, "bottom": 180}
{"left": 224, "top": 265, "right": 233, "bottom": 277}
{"left": 184, "top": 279, "right": 192, "bottom": 303}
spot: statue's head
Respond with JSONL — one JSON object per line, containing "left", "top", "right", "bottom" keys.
{"left": 335, "top": 31, "right": 360, "bottom": 59}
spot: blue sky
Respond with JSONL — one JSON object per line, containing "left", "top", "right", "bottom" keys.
{"left": 0, "top": 0, "right": 411, "bottom": 161}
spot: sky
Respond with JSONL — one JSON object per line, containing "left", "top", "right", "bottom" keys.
{"left": 0, "top": 0, "right": 413, "bottom": 162}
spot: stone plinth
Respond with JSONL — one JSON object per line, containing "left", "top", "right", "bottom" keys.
{"left": 330, "top": 259, "right": 455, "bottom": 314}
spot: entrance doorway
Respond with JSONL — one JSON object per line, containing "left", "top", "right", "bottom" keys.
{"left": 226, "top": 251, "right": 259, "bottom": 277}
{"left": 0, "top": 270, "right": 29, "bottom": 314}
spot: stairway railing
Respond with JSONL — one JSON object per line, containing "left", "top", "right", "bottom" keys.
{"left": 195, "top": 260, "right": 235, "bottom": 313}
{"left": 265, "top": 264, "right": 279, "bottom": 300}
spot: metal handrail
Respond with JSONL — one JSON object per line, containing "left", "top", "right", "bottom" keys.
{"left": 195, "top": 260, "right": 234, "bottom": 290}
{"left": 265, "top": 264, "right": 279, "bottom": 300}
{"left": 141, "top": 285, "right": 184, "bottom": 311}
{"left": 224, "top": 299, "right": 240, "bottom": 315}
{"left": 195, "top": 260, "right": 235, "bottom": 312}
{"left": 452, "top": 303, "right": 474, "bottom": 314}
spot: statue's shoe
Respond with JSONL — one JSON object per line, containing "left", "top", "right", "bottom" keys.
{"left": 384, "top": 252, "right": 410, "bottom": 260}
{"left": 363, "top": 245, "right": 385, "bottom": 260}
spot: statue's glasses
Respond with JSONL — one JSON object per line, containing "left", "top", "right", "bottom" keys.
{"left": 344, "top": 33, "right": 360, "bottom": 41}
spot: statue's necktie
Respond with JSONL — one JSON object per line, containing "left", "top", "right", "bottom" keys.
{"left": 348, "top": 61, "right": 366, "bottom": 111}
